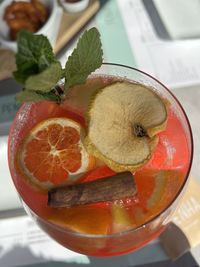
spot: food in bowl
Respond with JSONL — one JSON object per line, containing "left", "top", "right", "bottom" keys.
{"left": 3, "top": 0, "right": 48, "bottom": 40}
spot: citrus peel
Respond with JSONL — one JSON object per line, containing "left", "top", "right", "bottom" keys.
{"left": 85, "top": 81, "right": 167, "bottom": 172}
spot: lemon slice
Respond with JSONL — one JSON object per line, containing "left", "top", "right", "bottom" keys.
{"left": 85, "top": 81, "right": 167, "bottom": 172}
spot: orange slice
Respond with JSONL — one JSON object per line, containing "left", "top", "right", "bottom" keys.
{"left": 135, "top": 170, "right": 167, "bottom": 210}
{"left": 135, "top": 169, "right": 184, "bottom": 214}
{"left": 49, "top": 206, "right": 111, "bottom": 235}
{"left": 17, "top": 117, "right": 94, "bottom": 190}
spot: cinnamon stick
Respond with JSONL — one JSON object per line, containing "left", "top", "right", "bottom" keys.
{"left": 48, "top": 172, "right": 137, "bottom": 208}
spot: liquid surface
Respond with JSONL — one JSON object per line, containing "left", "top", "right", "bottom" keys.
{"left": 9, "top": 76, "right": 190, "bottom": 236}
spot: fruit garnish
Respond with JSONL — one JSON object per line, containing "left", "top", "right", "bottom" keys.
{"left": 135, "top": 169, "right": 184, "bottom": 211}
{"left": 17, "top": 117, "right": 93, "bottom": 190}
{"left": 147, "top": 171, "right": 167, "bottom": 209}
{"left": 135, "top": 170, "right": 167, "bottom": 210}
{"left": 111, "top": 203, "right": 135, "bottom": 233}
{"left": 85, "top": 81, "right": 167, "bottom": 172}
{"left": 49, "top": 206, "right": 111, "bottom": 235}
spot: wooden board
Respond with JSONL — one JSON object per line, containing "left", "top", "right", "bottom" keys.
{"left": 0, "top": 49, "right": 16, "bottom": 81}
{"left": 54, "top": 0, "right": 100, "bottom": 54}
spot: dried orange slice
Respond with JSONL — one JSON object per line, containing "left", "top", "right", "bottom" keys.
{"left": 18, "top": 117, "right": 94, "bottom": 190}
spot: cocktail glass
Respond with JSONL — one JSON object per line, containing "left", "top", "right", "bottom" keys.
{"left": 8, "top": 63, "right": 193, "bottom": 256}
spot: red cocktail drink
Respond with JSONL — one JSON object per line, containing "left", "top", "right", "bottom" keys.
{"left": 8, "top": 63, "right": 193, "bottom": 256}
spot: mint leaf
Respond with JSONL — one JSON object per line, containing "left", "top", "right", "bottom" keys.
{"left": 14, "top": 30, "right": 57, "bottom": 84}
{"left": 16, "top": 90, "right": 61, "bottom": 104}
{"left": 65, "top": 27, "right": 103, "bottom": 89}
{"left": 25, "top": 62, "right": 62, "bottom": 92}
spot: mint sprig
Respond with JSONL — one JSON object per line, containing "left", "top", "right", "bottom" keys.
{"left": 15, "top": 28, "right": 103, "bottom": 104}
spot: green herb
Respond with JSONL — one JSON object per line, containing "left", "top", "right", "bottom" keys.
{"left": 16, "top": 90, "right": 61, "bottom": 103}
{"left": 25, "top": 62, "right": 62, "bottom": 92}
{"left": 14, "top": 30, "right": 57, "bottom": 84}
{"left": 14, "top": 28, "right": 103, "bottom": 104}
{"left": 65, "top": 28, "right": 103, "bottom": 89}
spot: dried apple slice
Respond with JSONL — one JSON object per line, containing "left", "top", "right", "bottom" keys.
{"left": 85, "top": 81, "right": 167, "bottom": 172}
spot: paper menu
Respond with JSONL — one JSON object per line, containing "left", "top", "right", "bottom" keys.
{"left": 116, "top": 0, "right": 200, "bottom": 89}
{"left": 153, "top": 0, "right": 200, "bottom": 39}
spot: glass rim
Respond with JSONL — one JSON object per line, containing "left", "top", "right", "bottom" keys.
{"left": 9, "top": 62, "right": 194, "bottom": 239}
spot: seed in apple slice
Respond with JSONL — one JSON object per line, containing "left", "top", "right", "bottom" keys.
{"left": 85, "top": 81, "right": 167, "bottom": 172}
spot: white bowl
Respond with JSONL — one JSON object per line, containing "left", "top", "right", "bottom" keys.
{"left": 0, "top": 0, "right": 62, "bottom": 52}
{"left": 60, "top": 0, "right": 89, "bottom": 13}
